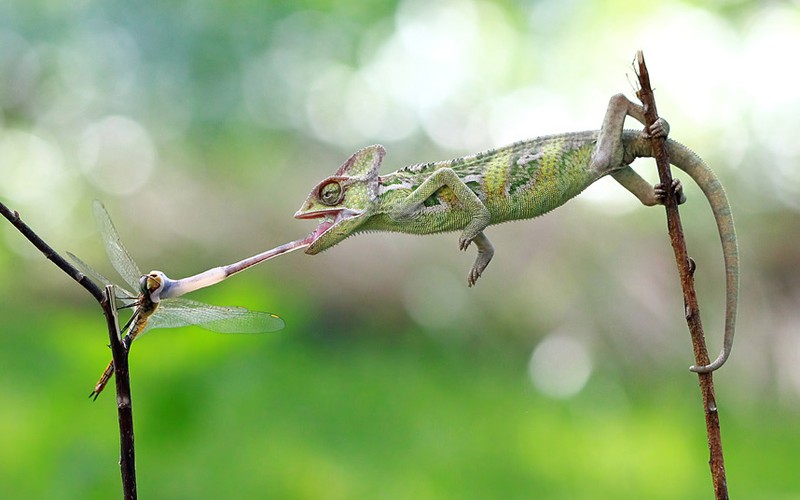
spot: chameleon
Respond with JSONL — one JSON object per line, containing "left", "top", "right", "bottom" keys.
{"left": 293, "top": 93, "right": 738, "bottom": 373}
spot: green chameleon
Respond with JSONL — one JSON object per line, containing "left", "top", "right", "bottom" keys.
{"left": 294, "top": 93, "right": 738, "bottom": 373}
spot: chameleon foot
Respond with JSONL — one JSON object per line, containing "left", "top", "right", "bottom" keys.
{"left": 459, "top": 210, "right": 491, "bottom": 252}
{"left": 467, "top": 267, "right": 482, "bottom": 287}
{"left": 466, "top": 232, "right": 493, "bottom": 287}
{"left": 655, "top": 178, "right": 686, "bottom": 205}
{"left": 644, "top": 117, "right": 670, "bottom": 139}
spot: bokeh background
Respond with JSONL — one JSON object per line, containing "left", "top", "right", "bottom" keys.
{"left": 1, "top": 0, "right": 799, "bottom": 498}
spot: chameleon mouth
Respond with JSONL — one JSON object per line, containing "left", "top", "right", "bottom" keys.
{"left": 294, "top": 207, "right": 363, "bottom": 251}
{"left": 295, "top": 209, "right": 344, "bottom": 242}
{"left": 308, "top": 216, "right": 335, "bottom": 241}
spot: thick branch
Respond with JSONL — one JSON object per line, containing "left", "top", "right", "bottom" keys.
{"left": 634, "top": 51, "right": 728, "bottom": 499}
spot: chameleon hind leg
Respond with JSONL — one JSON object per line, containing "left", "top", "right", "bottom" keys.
{"left": 593, "top": 94, "right": 684, "bottom": 206}
{"left": 591, "top": 93, "right": 668, "bottom": 173}
{"left": 612, "top": 168, "right": 687, "bottom": 206}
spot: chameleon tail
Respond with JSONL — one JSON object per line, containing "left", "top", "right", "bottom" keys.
{"left": 666, "top": 139, "right": 739, "bottom": 373}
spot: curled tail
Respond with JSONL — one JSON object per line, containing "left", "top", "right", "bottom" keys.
{"left": 667, "top": 139, "right": 739, "bottom": 373}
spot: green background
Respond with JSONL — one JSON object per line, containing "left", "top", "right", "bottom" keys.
{"left": 1, "top": 0, "right": 798, "bottom": 498}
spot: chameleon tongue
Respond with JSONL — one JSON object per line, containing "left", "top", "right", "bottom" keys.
{"left": 309, "top": 219, "right": 334, "bottom": 242}
{"left": 160, "top": 237, "right": 312, "bottom": 299}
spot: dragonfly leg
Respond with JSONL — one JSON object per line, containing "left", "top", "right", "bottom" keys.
{"left": 120, "top": 312, "right": 136, "bottom": 335}
{"left": 119, "top": 309, "right": 141, "bottom": 349}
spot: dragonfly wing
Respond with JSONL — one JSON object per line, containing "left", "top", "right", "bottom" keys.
{"left": 92, "top": 200, "right": 142, "bottom": 291}
{"left": 67, "top": 251, "right": 112, "bottom": 287}
{"left": 156, "top": 298, "right": 285, "bottom": 333}
{"left": 141, "top": 305, "right": 193, "bottom": 332}
{"left": 67, "top": 251, "right": 136, "bottom": 303}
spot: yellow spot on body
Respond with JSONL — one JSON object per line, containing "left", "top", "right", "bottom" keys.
{"left": 537, "top": 138, "right": 564, "bottom": 186}
{"left": 483, "top": 154, "right": 510, "bottom": 203}
{"left": 522, "top": 137, "right": 573, "bottom": 215}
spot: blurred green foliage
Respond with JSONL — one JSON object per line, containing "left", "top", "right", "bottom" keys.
{"left": 2, "top": 0, "right": 800, "bottom": 498}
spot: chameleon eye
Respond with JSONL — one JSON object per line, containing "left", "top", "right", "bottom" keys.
{"left": 319, "top": 181, "right": 343, "bottom": 206}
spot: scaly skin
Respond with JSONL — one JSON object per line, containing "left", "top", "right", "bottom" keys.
{"left": 294, "top": 94, "right": 738, "bottom": 373}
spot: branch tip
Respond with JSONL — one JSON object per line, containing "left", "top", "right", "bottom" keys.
{"left": 634, "top": 51, "right": 727, "bottom": 499}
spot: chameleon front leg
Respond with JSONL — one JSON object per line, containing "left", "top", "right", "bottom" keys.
{"left": 391, "top": 167, "right": 493, "bottom": 284}
{"left": 392, "top": 167, "right": 491, "bottom": 247}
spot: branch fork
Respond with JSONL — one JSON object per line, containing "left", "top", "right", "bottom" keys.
{"left": 0, "top": 202, "right": 138, "bottom": 500}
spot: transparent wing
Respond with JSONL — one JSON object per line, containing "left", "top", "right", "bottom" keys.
{"left": 145, "top": 297, "right": 285, "bottom": 334}
{"left": 93, "top": 200, "right": 142, "bottom": 291}
{"left": 67, "top": 251, "right": 137, "bottom": 303}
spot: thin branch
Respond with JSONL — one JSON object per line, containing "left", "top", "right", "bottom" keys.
{"left": 634, "top": 51, "right": 728, "bottom": 499}
{"left": 104, "top": 285, "right": 137, "bottom": 499}
{"left": 0, "top": 203, "right": 104, "bottom": 301}
{"left": 0, "top": 200, "right": 138, "bottom": 499}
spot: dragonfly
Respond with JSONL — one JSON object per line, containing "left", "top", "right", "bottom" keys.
{"left": 71, "top": 201, "right": 311, "bottom": 399}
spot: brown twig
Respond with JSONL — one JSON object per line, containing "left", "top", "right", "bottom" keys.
{"left": 634, "top": 51, "right": 728, "bottom": 499}
{"left": 0, "top": 201, "right": 138, "bottom": 500}
{"left": 0, "top": 203, "right": 104, "bottom": 302}
{"left": 103, "top": 285, "right": 137, "bottom": 499}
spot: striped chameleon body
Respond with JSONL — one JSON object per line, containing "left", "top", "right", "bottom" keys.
{"left": 372, "top": 131, "right": 600, "bottom": 232}
{"left": 294, "top": 93, "right": 738, "bottom": 373}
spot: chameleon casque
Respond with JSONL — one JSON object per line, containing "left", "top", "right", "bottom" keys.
{"left": 294, "top": 93, "right": 738, "bottom": 373}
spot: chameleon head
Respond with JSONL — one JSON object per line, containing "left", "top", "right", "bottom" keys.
{"left": 139, "top": 271, "right": 168, "bottom": 303}
{"left": 295, "top": 144, "right": 385, "bottom": 254}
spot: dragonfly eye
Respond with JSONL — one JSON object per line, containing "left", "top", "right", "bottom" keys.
{"left": 319, "top": 181, "right": 343, "bottom": 206}
{"left": 140, "top": 273, "right": 163, "bottom": 295}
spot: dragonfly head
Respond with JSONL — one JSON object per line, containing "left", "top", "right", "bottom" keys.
{"left": 139, "top": 271, "right": 168, "bottom": 303}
